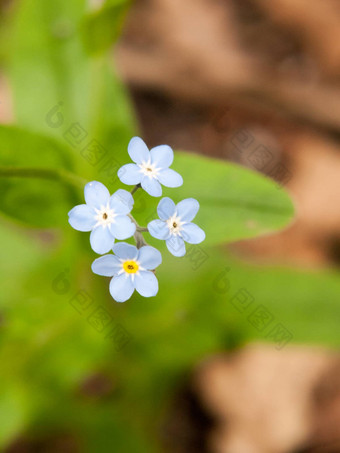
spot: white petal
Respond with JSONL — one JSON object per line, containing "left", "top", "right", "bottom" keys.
{"left": 112, "top": 242, "right": 138, "bottom": 260}
{"left": 84, "top": 181, "right": 110, "bottom": 209}
{"left": 128, "top": 137, "right": 150, "bottom": 164}
{"left": 157, "top": 197, "right": 176, "bottom": 220}
{"left": 118, "top": 163, "right": 142, "bottom": 185}
{"left": 109, "top": 274, "right": 135, "bottom": 302}
{"left": 137, "top": 246, "right": 162, "bottom": 270}
{"left": 91, "top": 255, "right": 122, "bottom": 276}
{"left": 148, "top": 220, "right": 170, "bottom": 240}
{"left": 110, "top": 216, "right": 136, "bottom": 240}
{"left": 150, "top": 145, "right": 173, "bottom": 168}
{"left": 110, "top": 189, "right": 134, "bottom": 214}
{"left": 141, "top": 176, "right": 162, "bottom": 197}
{"left": 176, "top": 198, "right": 200, "bottom": 222}
{"left": 90, "top": 226, "right": 115, "bottom": 254}
{"left": 157, "top": 169, "right": 183, "bottom": 188}
{"left": 181, "top": 223, "right": 205, "bottom": 244}
{"left": 166, "top": 236, "right": 186, "bottom": 257}
{"left": 135, "top": 271, "right": 159, "bottom": 297}
{"left": 68, "top": 204, "right": 96, "bottom": 231}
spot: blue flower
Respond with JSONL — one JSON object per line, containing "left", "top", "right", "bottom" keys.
{"left": 91, "top": 243, "right": 162, "bottom": 302}
{"left": 148, "top": 197, "right": 205, "bottom": 257}
{"left": 68, "top": 181, "right": 136, "bottom": 255}
{"left": 118, "top": 137, "right": 183, "bottom": 197}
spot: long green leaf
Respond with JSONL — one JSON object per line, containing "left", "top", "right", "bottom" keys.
{"left": 174, "top": 152, "right": 295, "bottom": 244}
{"left": 0, "top": 125, "right": 78, "bottom": 227}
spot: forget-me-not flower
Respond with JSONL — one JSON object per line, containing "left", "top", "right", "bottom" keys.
{"left": 68, "top": 181, "right": 136, "bottom": 255}
{"left": 148, "top": 197, "right": 205, "bottom": 257}
{"left": 118, "top": 137, "right": 183, "bottom": 197}
{"left": 92, "top": 243, "right": 162, "bottom": 302}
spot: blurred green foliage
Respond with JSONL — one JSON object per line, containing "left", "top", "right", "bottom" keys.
{"left": 0, "top": 0, "right": 338, "bottom": 451}
{"left": 81, "top": 0, "right": 131, "bottom": 55}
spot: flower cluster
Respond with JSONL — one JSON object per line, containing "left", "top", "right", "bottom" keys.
{"left": 68, "top": 137, "right": 205, "bottom": 302}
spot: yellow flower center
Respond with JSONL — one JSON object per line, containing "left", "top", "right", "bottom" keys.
{"left": 123, "top": 260, "right": 139, "bottom": 274}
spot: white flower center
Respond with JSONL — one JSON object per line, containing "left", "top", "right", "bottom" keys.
{"left": 138, "top": 160, "right": 160, "bottom": 178}
{"left": 94, "top": 204, "right": 116, "bottom": 228}
{"left": 166, "top": 214, "right": 183, "bottom": 236}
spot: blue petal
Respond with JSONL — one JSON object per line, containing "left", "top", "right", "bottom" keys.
{"left": 110, "top": 215, "right": 136, "bottom": 240}
{"left": 176, "top": 198, "right": 199, "bottom": 222}
{"left": 148, "top": 219, "right": 170, "bottom": 240}
{"left": 68, "top": 204, "right": 96, "bottom": 231}
{"left": 118, "top": 163, "right": 142, "bottom": 185}
{"left": 157, "top": 197, "right": 176, "bottom": 220}
{"left": 157, "top": 169, "right": 183, "bottom": 188}
{"left": 150, "top": 145, "right": 173, "bottom": 168}
{"left": 166, "top": 235, "right": 186, "bottom": 257}
{"left": 135, "top": 271, "right": 159, "bottom": 297}
{"left": 113, "top": 242, "right": 138, "bottom": 260}
{"left": 84, "top": 181, "right": 110, "bottom": 209}
{"left": 128, "top": 137, "right": 150, "bottom": 164}
{"left": 91, "top": 255, "right": 122, "bottom": 276}
{"left": 90, "top": 226, "right": 115, "bottom": 254}
{"left": 181, "top": 223, "right": 206, "bottom": 244}
{"left": 138, "top": 246, "right": 162, "bottom": 270}
{"left": 110, "top": 189, "right": 134, "bottom": 214}
{"left": 141, "top": 176, "right": 162, "bottom": 197}
{"left": 109, "top": 274, "right": 135, "bottom": 302}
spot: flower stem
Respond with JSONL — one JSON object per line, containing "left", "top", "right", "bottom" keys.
{"left": 0, "top": 166, "right": 86, "bottom": 189}
{"left": 134, "top": 231, "right": 148, "bottom": 249}
{"left": 136, "top": 227, "right": 148, "bottom": 233}
{"left": 130, "top": 183, "right": 141, "bottom": 195}
{"left": 128, "top": 213, "right": 149, "bottom": 248}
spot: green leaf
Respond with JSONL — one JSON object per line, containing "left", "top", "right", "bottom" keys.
{"left": 0, "top": 386, "right": 29, "bottom": 447}
{"left": 8, "top": 0, "right": 91, "bottom": 136}
{"left": 173, "top": 152, "right": 295, "bottom": 245}
{"left": 0, "top": 125, "right": 78, "bottom": 227}
{"left": 81, "top": 0, "right": 131, "bottom": 55}
{"left": 7, "top": 0, "right": 136, "bottom": 177}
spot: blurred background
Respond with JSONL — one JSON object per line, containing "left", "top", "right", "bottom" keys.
{"left": 0, "top": 0, "right": 340, "bottom": 452}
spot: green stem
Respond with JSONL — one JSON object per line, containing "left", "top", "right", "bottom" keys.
{"left": 129, "top": 185, "right": 149, "bottom": 247}
{"left": 0, "top": 166, "right": 86, "bottom": 189}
